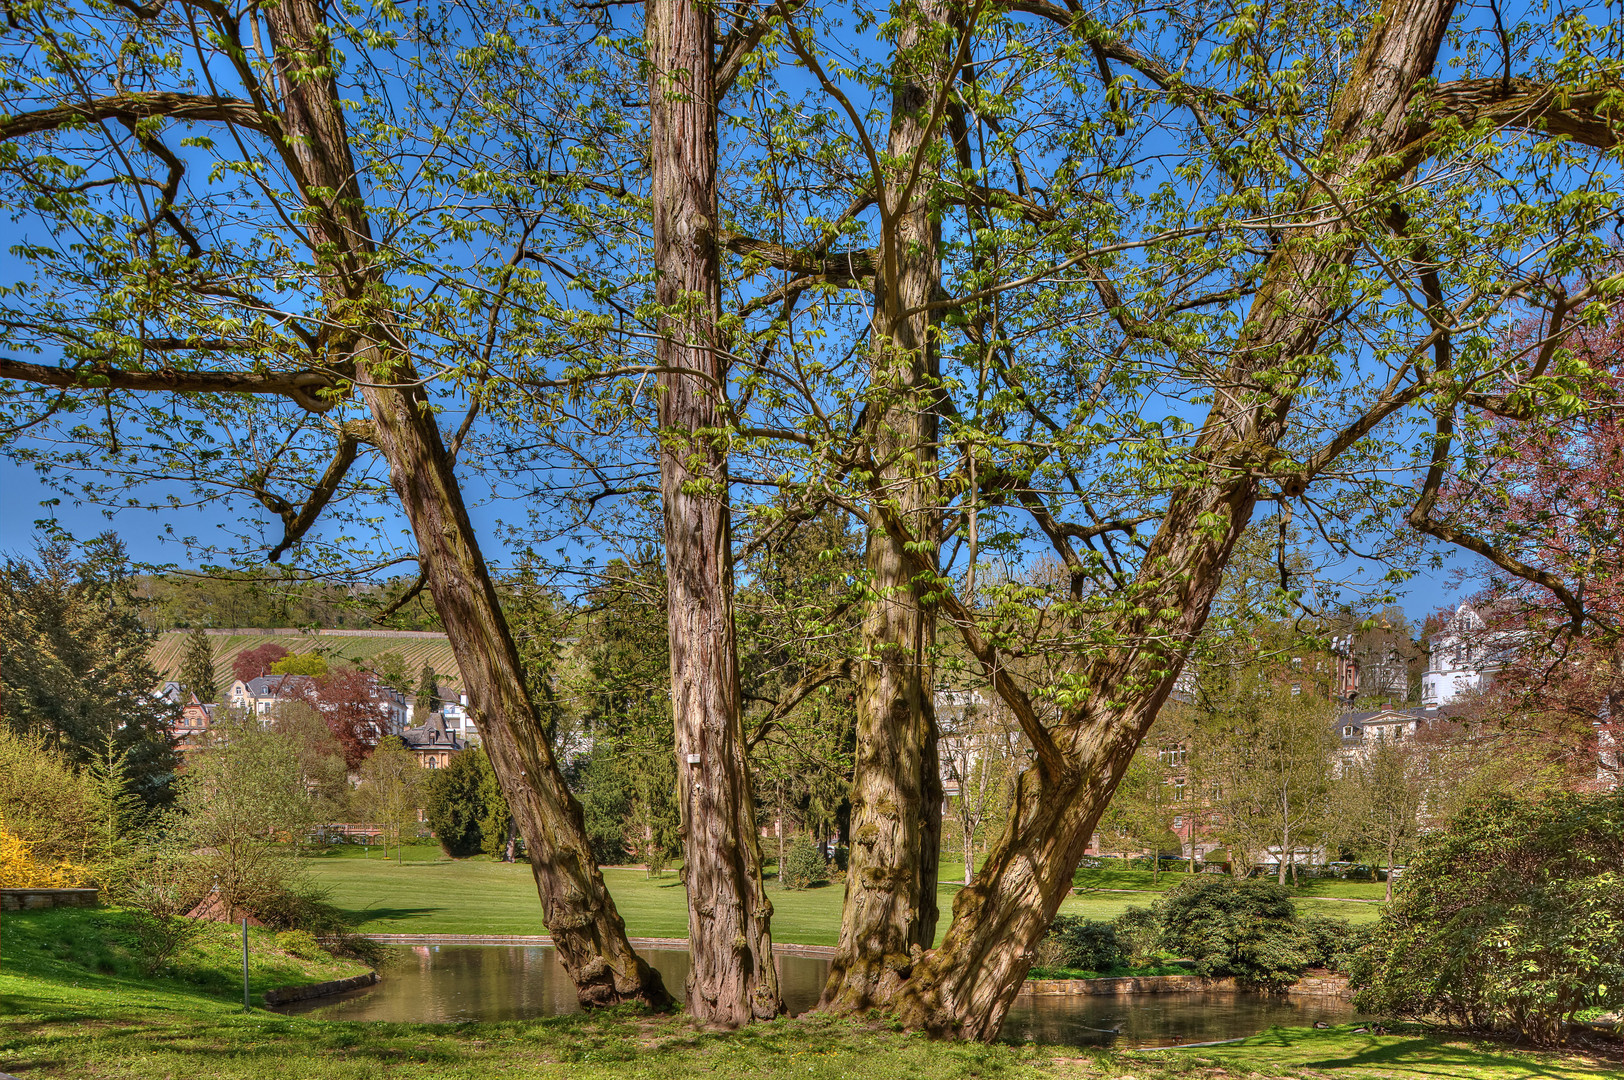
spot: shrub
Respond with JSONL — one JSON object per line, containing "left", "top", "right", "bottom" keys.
{"left": 120, "top": 842, "right": 208, "bottom": 973}
{"left": 1043, "top": 916, "right": 1125, "bottom": 972}
{"left": 253, "top": 882, "right": 350, "bottom": 935}
{"left": 1112, "top": 906, "right": 1163, "bottom": 966}
{"left": 1350, "top": 789, "right": 1624, "bottom": 1046}
{"left": 1301, "top": 916, "right": 1364, "bottom": 973}
{"left": 423, "top": 750, "right": 488, "bottom": 857}
{"left": 274, "top": 929, "right": 324, "bottom": 959}
{"left": 1154, "top": 876, "right": 1312, "bottom": 989}
{"left": 779, "top": 836, "right": 827, "bottom": 890}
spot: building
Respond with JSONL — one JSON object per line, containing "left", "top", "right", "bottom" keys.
{"left": 1421, "top": 603, "right": 1523, "bottom": 707}
{"left": 167, "top": 693, "right": 220, "bottom": 752}
{"left": 436, "top": 693, "right": 478, "bottom": 745}
{"left": 1333, "top": 705, "right": 1433, "bottom": 768}
{"left": 400, "top": 711, "right": 463, "bottom": 768}
{"left": 226, "top": 674, "right": 318, "bottom": 716}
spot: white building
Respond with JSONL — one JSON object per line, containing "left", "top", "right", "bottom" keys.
{"left": 1421, "top": 603, "right": 1522, "bottom": 707}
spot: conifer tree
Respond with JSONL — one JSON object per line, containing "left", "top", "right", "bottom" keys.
{"left": 178, "top": 628, "right": 217, "bottom": 703}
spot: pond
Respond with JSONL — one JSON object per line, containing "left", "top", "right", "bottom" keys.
{"left": 275, "top": 945, "right": 1359, "bottom": 1048}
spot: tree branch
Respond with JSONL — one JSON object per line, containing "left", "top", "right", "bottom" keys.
{"left": 0, "top": 356, "right": 339, "bottom": 411}
{"left": 0, "top": 91, "right": 267, "bottom": 141}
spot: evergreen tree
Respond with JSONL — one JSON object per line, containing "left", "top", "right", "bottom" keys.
{"left": 424, "top": 750, "right": 487, "bottom": 857}
{"left": 0, "top": 532, "right": 178, "bottom": 805}
{"left": 178, "top": 628, "right": 217, "bottom": 702}
{"left": 414, "top": 663, "right": 438, "bottom": 716}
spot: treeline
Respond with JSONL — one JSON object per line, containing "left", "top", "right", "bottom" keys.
{"left": 135, "top": 572, "right": 442, "bottom": 633}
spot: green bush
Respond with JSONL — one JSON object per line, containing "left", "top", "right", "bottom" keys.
{"left": 1154, "top": 876, "right": 1312, "bottom": 989}
{"left": 1042, "top": 916, "right": 1124, "bottom": 972}
{"left": 1301, "top": 916, "right": 1364, "bottom": 974}
{"left": 252, "top": 882, "right": 350, "bottom": 935}
{"left": 273, "top": 929, "right": 324, "bottom": 960}
{"left": 1350, "top": 789, "right": 1624, "bottom": 1046}
{"left": 779, "top": 836, "right": 827, "bottom": 890}
{"left": 1112, "top": 906, "right": 1163, "bottom": 966}
{"left": 423, "top": 750, "right": 487, "bottom": 858}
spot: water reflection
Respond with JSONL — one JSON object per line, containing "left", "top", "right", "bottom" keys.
{"left": 275, "top": 946, "right": 1357, "bottom": 1048}
{"left": 276, "top": 945, "right": 829, "bottom": 1023}
{"left": 1002, "top": 990, "right": 1358, "bottom": 1048}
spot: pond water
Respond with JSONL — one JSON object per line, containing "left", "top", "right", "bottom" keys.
{"left": 275, "top": 945, "right": 1358, "bottom": 1048}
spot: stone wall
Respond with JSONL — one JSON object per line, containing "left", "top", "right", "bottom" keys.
{"left": 0, "top": 888, "right": 99, "bottom": 911}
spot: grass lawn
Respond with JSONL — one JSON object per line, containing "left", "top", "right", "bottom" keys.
{"left": 302, "top": 846, "right": 966, "bottom": 945}
{"left": 302, "top": 848, "right": 1383, "bottom": 943}
{"left": 1, "top": 908, "right": 1613, "bottom": 1079}
{"left": 1066, "top": 867, "right": 1386, "bottom": 925}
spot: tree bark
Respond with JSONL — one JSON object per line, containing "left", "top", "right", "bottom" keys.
{"left": 261, "top": 0, "right": 670, "bottom": 1010}
{"left": 821, "top": 0, "right": 952, "bottom": 1013}
{"left": 647, "top": 0, "right": 781, "bottom": 1025}
{"left": 891, "top": 0, "right": 1466, "bottom": 1039}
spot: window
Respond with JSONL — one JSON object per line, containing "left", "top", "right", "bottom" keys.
{"left": 1157, "top": 746, "right": 1187, "bottom": 767}
{"left": 1172, "top": 782, "right": 1186, "bottom": 802}
{"left": 1343, "top": 725, "right": 1356, "bottom": 737}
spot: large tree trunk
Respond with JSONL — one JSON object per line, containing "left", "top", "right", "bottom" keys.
{"left": 647, "top": 0, "right": 781, "bottom": 1025}
{"left": 821, "top": 0, "right": 951, "bottom": 1013}
{"left": 892, "top": 0, "right": 1462, "bottom": 1038}
{"left": 262, "top": 0, "right": 669, "bottom": 1009}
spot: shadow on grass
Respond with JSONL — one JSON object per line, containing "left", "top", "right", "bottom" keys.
{"left": 1203, "top": 1026, "right": 1588, "bottom": 1078}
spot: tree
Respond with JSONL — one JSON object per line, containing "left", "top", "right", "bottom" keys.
{"left": 477, "top": 753, "right": 517, "bottom": 862}
{"left": 355, "top": 736, "right": 428, "bottom": 865}
{"left": 1097, "top": 749, "right": 1181, "bottom": 883}
{"left": 1352, "top": 790, "right": 1624, "bottom": 1045}
{"left": 179, "top": 715, "right": 315, "bottom": 915}
{"left": 368, "top": 651, "right": 411, "bottom": 697}
{"left": 0, "top": 532, "right": 178, "bottom": 805}
{"left": 1426, "top": 314, "right": 1624, "bottom": 790}
{"left": 646, "top": 0, "right": 781, "bottom": 1022}
{"left": 1199, "top": 674, "right": 1339, "bottom": 884}
{"left": 178, "top": 628, "right": 217, "bottom": 702}
{"left": 0, "top": 0, "right": 670, "bottom": 1008}
{"left": 424, "top": 750, "right": 490, "bottom": 858}
{"left": 415, "top": 663, "right": 438, "bottom": 716}
{"left": 232, "top": 644, "right": 292, "bottom": 685}
{"left": 572, "top": 558, "right": 682, "bottom": 876}
{"left": 268, "top": 701, "right": 352, "bottom": 822}
{"left": 1334, "top": 737, "right": 1425, "bottom": 901}
{"left": 757, "top": 0, "right": 1624, "bottom": 1039}
{"left": 304, "top": 667, "right": 394, "bottom": 769}
{"left": 270, "top": 653, "right": 329, "bottom": 678}
{"left": 3, "top": 0, "right": 1621, "bottom": 1039}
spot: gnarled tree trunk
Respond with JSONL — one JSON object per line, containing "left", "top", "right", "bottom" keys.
{"left": 821, "top": 0, "right": 950, "bottom": 1013}
{"left": 265, "top": 0, "right": 670, "bottom": 1009}
{"left": 893, "top": 0, "right": 1467, "bottom": 1038}
{"left": 647, "top": 0, "right": 781, "bottom": 1025}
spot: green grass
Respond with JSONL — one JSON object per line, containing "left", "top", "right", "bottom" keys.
{"left": 1, "top": 908, "right": 1613, "bottom": 1079}
{"left": 1176, "top": 1024, "right": 1616, "bottom": 1078}
{"left": 1064, "top": 868, "right": 1386, "bottom": 925}
{"left": 0, "top": 907, "right": 368, "bottom": 1003}
{"left": 2, "top": 967, "right": 1612, "bottom": 1079}
{"left": 300, "top": 847, "right": 1384, "bottom": 942}
{"left": 304, "top": 849, "right": 968, "bottom": 945}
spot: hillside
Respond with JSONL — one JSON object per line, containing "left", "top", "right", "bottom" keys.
{"left": 149, "top": 628, "right": 463, "bottom": 701}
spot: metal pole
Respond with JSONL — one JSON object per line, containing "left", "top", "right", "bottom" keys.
{"left": 242, "top": 916, "right": 251, "bottom": 1011}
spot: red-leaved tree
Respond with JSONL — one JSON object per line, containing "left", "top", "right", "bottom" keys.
{"left": 303, "top": 666, "right": 394, "bottom": 769}
{"left": 1428, "top": 310, "right": 1624, "bottom": 790}
{"left": 232, "top": 643, "right": 291, "bottom": 684}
